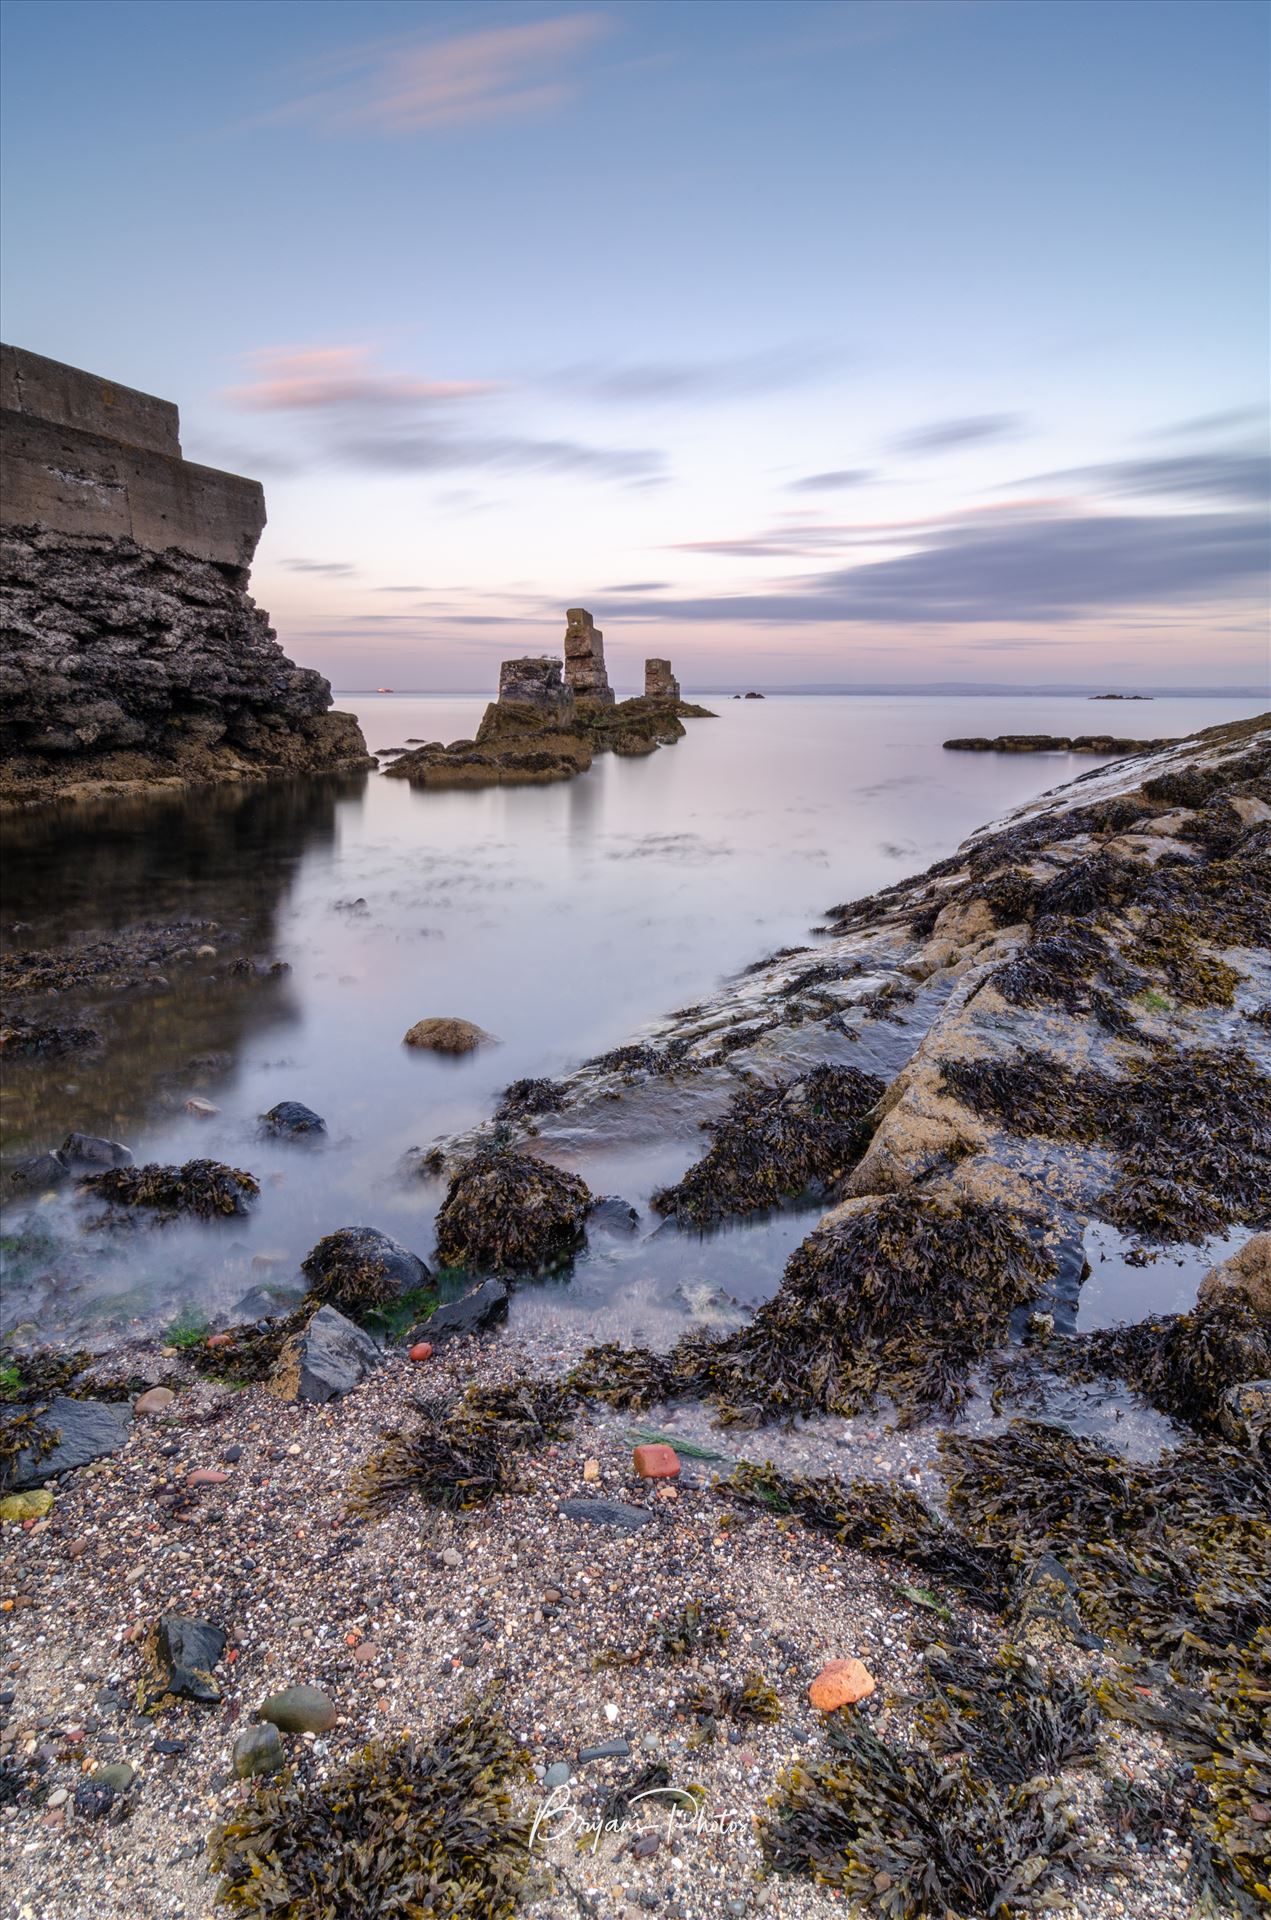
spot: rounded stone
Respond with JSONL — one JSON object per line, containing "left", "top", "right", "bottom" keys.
{"left": 632, "top": 1443, "right": 680, "bottom": 1480}
{"left": 134, "top": 1387, "right": 176, "bottom": 1416}
{"left": 403, "top": 1018, "right": 493, "bottom": 1054}
{"left": 232, "top": 1723, "right": 285, "bottom": 1778}
{"left": 808, "top": 1659, "right": 876, "bottom": 1711}
{"left": 408, "top": 1341, "right": 434, "bottom": 1363}
{"left": 257, "top": 1684, "right": 338, "bottom": 1734}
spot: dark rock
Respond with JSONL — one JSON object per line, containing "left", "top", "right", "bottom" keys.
{"left": 589, "top": 1196, "right": 640, "bottom": 1235}
{"left": 434, "top": 1151, "right": 591, "bottom": 1274}
{"left": 412, "top": 1279, "right": 510, "bottom": 1342}
{"left": 267, "top": 1304, "right": 382, "bottom": 1403}
{"left": 73, "top": 1776, "right": 117, "bottom": 1819}
{"left": 257, "top": 1684, "right": 337, "bottom": 1734}
{"left": 232, "top": 1723, "right": 285, "bottom": 1778}
{"left": 558, "top": 1498, "right": 653, "bottom": 1532}
{"left": 578, "top": 1738, "right": 632, "bottom": 1762}
{"left": 1016, "top": 1552, "right": 1104, "bottom": 1651}
{"left": 260, "top": 1101, "right": 326, "bottom": 1139}
{"left": 4, "top": 1395, "right": 132, "bottom": 1488}
{"left": 61, "top": 1132, "right": 133, "bottom": 1170}
{"left": 1218, "top": 1379, "right": 1270, "bottom": 1453}
{"left": 7, "top": 1149, "right": 69, "bottom": 1189}
{"left": 139, "top": 1616, "right": 227, "bottom": 1710}
{"left": 300, "top": 1225, "right": 429, "bottom": 1318}
{"left": 229, "top": 1281, "right": 305, "bottom": 1321}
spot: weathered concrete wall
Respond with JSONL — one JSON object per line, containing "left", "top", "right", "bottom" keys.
{"left": 563, "top": 607, "right": 615, "bottom": 705}
{"left": 497, "top": 655, "right": 576, "bottom": 717}
{"left": 0, "top": 344, "right": 265, "bottom": 572}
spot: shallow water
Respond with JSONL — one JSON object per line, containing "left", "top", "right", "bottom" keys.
{"left": 1, "top": 691, "right": 1263, "bottom": 1350}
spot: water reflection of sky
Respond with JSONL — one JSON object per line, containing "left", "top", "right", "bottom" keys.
{"left": 2, "top": 692, "right": 1265, "bottom": 1345}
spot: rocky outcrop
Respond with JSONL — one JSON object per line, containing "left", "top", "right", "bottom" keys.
{"left": 563, "top": 608, "right": 614, "bottom": 705}
{"left": 644, "top": 657, "right": 680, "bottom": 701}
{"left": 0, "top": 344, "right": 370, "bottom": 808}
{"left": 382, "top": 627, "right": 715, "bottom": 790}
{"left": 945, "top": 733, "right": 1178, "bottom": 754}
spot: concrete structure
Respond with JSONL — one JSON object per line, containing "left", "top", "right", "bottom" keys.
{"left": 563, "top": 607, "right": 615, "bottom": 705}
{"left": 645, "top": 657, "right": 680, "bottom": 701}
{"left": 0, "top": 343, "right": 264, "bottom": 573}
{"left": 497, "top": 655, "right": 577, "bottom": 718}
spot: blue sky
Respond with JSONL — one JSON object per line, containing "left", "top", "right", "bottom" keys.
{"left": 2, "top": 0, "right": 1268, "bottom": 690}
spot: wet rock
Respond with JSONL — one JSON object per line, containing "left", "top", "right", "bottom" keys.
{"left": 1198, "top": 1233, "right": 1271, "bottom": 1318}
{"left": 260, "top": 1101, "right": 327, "bottom": 1138}
{"left": 578, "top": 1738, "right": 631, "bottom": 1762}
{"left": 138, "top": 1615, "right": 227, "bottom": 1710}
{"left": 230, "top": 1281, "right": 305, "bottom": 1321}
{"left": 60, "top": 1132, "right": 133, "bottom": 1170}
{"left": 267, "top": 1304, "right": 382, "bottom": 1403}
{"left": 1218, "top": 1379, "right": 1270, "bottom": 1453}
{"left": 434, "top": 1150, "right": 591, "bottom": 1274}
{"left": 258, "top": 1684, "right": 337, "bottom": 1734}
{"left": 81, "top": 1158, "right": 258, "bottom": 1218}
{"left": 633, "top": 1444, "right": 680, "bottom": 1480}
{"left": 300, "top": 1226, "right": 429, "bottom": 1319}
{"left": 232, "top": 1723, "right": 285, "bottom": 1778}
{"left": 558, "top": 1498, "right": 653, "bottom": 1532}
{"left": 184, "top": 1096, "right": 219, "bottom": 1119}
{"left": 808, "top": 1659, "right": 875, "bottom": 1711}
{"left": 412, "top": 1279, "right": 509, "bottom": 1342}
{"left": 408, "top": 1341, "right": 434, "bottom": 1363}
{"left": 590, "top": 1195, "right": 640, "bottom": 1235}
{"left": 3, "top": 1395, "right": 132, "bottom": 1488}
{"left": 403, "top": 1017, "right": 493, "bottom": 1054}
{"left": 7, "top": 1149, "right": 70, "bottom": 1190}
{"left": 134, "top": 1387, "right": 176, "bottom": 1415}
{"left": 544, "top": 1760, "right": 572, "bottom": 1788}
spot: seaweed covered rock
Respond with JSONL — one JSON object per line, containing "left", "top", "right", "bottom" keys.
{"left": 259, "top": 1101, "right": 325, "bottom": 1139}
{"left": 573, "top": 1186, "right": 1057, "bottom": 1427}
{"left": 266, "top": 1305, "right": 382, "bottom": 1404}
{"left": 1198, "top": 1232, "right": 1271, "bottom": 1318}
{"left": 1, "top": 1394, "right": 132, "bottom": 1489}
{"left": 208, "top": 1697, "right": 533, "bottom": 1919}
{"left": 651, "top": 1064, "right": 884, "bottom": 1227}
{"left": 434, "top": 1151, "right": 591, "bottom": 1274}
{"left": 81, "top": 1158, "right": 259, "bottom": 1219}
{"left": 1065, "top": 1295, "right": 1271, "bottom": 1437}
{"left": 300, "top": 1226, "right": 429, "bottom": 1320}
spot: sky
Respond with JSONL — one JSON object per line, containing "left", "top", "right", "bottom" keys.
{"left": 1, "top": 0, "right": 1268, "bottom": 693}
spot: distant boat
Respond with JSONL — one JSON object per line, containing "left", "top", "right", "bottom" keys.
{"left": 375, "top": 687, "right": 395, "bottom": 694}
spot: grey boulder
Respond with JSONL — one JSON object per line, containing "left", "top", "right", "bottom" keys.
{"left": 4, "top": 1395, "right": 132, "bottom": 1488}
{"left": 60, "top": 1132, "right": 134, "bottom": 1170}
{"left": 411, "top": 1278, "right": 509, "bottom": 1342}
{"left": 267, "top": 1305, "right": 381, "bottom": 1403}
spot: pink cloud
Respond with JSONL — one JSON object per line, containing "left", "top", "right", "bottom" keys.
{"left": 226, "top": 346, "right": 498, "bottom": 411}
{"left": 264, "top": 14, "right": 612, "bottom": 135}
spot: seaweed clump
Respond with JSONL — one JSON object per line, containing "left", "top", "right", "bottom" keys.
{"left": 940, "top": 1042, "right": 1270, "bottom": 1244}
{"left": 493, "top": 1077, "right": 569, "bottom": 1122}
{"left": 433, "top": 1151, "right": 591, "bottom": 1274}
{"left": 352, "top": 1378, "right": 577, "bottom": 1515}
{"left": 573, "top": 1189, "right": 1056, "bottom": 1428}
{"left": 941, "top": 1421, "right": 1271, "bottom": 1675}
{"left": 1096, "top": 1628, "right": 1271, "bottom": 1916}
{"left": 651, "top": 1064, "right": 884, "bottom": 1227}
{"left": 80, "top": 1159, "right": 259, "bottom": 1219}
{"left": 1063, "top": 1295, "right": 1271, "bottom": 1439}
{"left": 759, "top": 1720, "right": 1113, "bottom": 1918}
{"left": 724, "top": 1461, "right": 1010, "bottom": 1611}
{"left": 687, "top": 1670, "right": 782, "bottom": 1742}
{"left": 299, "top": 1226, "right": 429, "bottom": 1321}
{"left": 915, "top": 1640, "right": 1101, "bottom": 1786}
{"left": 595, "top": 1600, "right": 729, "bottom": 1670}
{"left": 209, "top": 1697, "right": 534, "bottom": 1919}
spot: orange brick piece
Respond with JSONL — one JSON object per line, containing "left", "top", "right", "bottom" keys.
{"left": 808, "top": 1659, "right": 876, "bottom": 1711}
{"left": 632, "top": 1443, "right": 680, "bottom": 1480}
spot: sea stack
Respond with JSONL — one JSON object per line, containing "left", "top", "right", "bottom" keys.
{"left": 0, "top": 343, "right": 369, "bottom": 808}
{"left": 497, "top": 655, "right": 577, "bottom": 718}
{"left": 563, "top": 607, "right": 615, "bottom": 705}
{"left": 644, "top": 657, "right": 680, "bottom": 701}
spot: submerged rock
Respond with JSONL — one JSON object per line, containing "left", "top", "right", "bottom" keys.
{"left": 3, "top": 1395, "right": 132, "bottom": 1488}
{"left": 260, "top": 1100, "right": 326, "bottom": 1138}
{"left": 403, "top": 1017, "right": 493, "bottom": 1054}
{"left": 137, "top": 1615, "right": 227, "bottom": 1710}
{"left": 267, "top": 1304, "right": 382, "bottom": 1403}
{"left": 300, "top": 1226, "right": 430, "bottom": 1319}
{"left": 434, "top": 1150, "right": 591, "bottom": 1274}
{"left": 80, "top": 1158, "right": 259, "bottom": 1219}
{"left": 1218, "top": 1380, "right": 1270, "bottom": 1454}
{"left": 60, "top": 1132, "right": 133, "bottom": 1170}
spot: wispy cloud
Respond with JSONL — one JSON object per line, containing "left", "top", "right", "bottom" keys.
{"left": 615, "top": 504, "right": 1269, "bottom": 623}
{"left": 282, "top": 557, "right": 357, "bottom": 574}
{"left": 555, "top": 347, "right": 841, "bottom": 405}
{"left": 1021, "top": 450, "right": 1271, "bottom": 506}
{"left": 786, "top": 468, "right": 874, "bottom": 492}
{"left": 227, "top": 346, "right": 497, "bottom": 411}
{"left": 888, "top": 413, "right": 1024, "bottom": 455}
{"left": 332, "top": 425, "right": 661, "bottom": 482}
{"left": 1146, "top": 406, "right": 1269, "bottom": 441}
{"left": 261, "top": 13, "right": 612, "bottom": 135}
{"left": 603, "top": 580, "right": 671, "bottom": 592}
